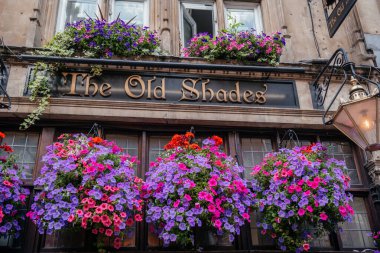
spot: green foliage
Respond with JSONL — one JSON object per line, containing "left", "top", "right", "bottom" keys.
{"left": 20, "top": 63, "right": 51, "bottom": 130}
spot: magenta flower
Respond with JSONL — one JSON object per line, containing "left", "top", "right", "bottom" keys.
{"left": 144, "top": 133, "right": 255, "bottom": 247}
{"left": 320, "top": 213, "right": 328, "bottom": 221}
{"left": 251, "top": 143, "right": 354, "bottom": 252}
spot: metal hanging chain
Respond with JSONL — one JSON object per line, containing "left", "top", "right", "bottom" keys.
{"left": 279, "top": 129, "right": 300, "bottom": 148}
{"left": 234, "top": 131, "right": 242, "bottom": 166}
{"left": 87, "top": 123, "right": 103, "bottom": 138}
{"left": 187, "top": 126, "right": 195, "bottom": 144}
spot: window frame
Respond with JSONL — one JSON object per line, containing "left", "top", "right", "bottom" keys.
{"left": 319, "top": 137, "right": 368, "bottom": 188}
{"left": 238, "top": 132, "right": 277, "bottom": 250}
{"left": 223, "top": 1, "right": 263, "bottom": 32}
{"left": 109, "top": 0, "right": 150, "bottom": 26}
{"left": 55, "top": 0, "right": 151, "bottom": 34}
{"left": 336, "top": 194, "right": 378, "bottom": 250}
{"left": 0, "top": 131, "right": 41, "bottom": 185}
{"left": 0, "top": 130, "right": 41, "bottom": 251}
{"left": 179, "top": 0, "right": 218, "bottom": 48}
{"left": 55, "top": 0, "right": 101, "bottom": 33}
{"left": 239, "top": 135, "right": 275, "bottom": 180}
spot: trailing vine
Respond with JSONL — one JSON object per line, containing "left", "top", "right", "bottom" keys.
{"left": 20, "top": 63, "right": 51, "bottom": 130}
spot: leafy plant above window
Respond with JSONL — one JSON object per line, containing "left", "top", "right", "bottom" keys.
{"left": 182, "top": 18, "right": 285, "bottom": 66}
{"left": 182, "top": 31, "right": 285, "bottom": 65}
{"left": 20, "top": 18, "right": 160, "bottom": 130}
{"left": 46, "top": 18, "right": 160, "bottom": 58}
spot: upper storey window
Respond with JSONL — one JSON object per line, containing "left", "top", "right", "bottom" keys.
{"left": 110, "top": 0, "right": 149, "bottom": 26}
{"left": 56, "top": 0, "right": 98, "bottom": 32}
{"left": 225, "top": 1, "right": 263, "bottom": 32}
{"left": 56, "top": 0, "right": 149, "bottom": 32}
{"left": 180, "top": 1, "right": 216, "bottom": 47}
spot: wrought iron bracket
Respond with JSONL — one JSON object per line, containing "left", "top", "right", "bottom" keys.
{"left": 279, "top": 129, "right": 300, "bottom": 148}
{"left": 312, "top": 48, "right": 380, "bottom": 125}
{"left": 87, "top": 123, "right": 103, "bottom": 138}
{"left": 0, "top": 57, "right": 11, "bottom": 109}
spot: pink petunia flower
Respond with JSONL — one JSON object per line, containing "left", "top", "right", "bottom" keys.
{"left": 298, "top": 208, "right": 306, "bottom": 216}
{"left": 320, "top": 212, "right": 328, "bottom": 221}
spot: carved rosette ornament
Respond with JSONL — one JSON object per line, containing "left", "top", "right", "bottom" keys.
{"left": 367, "top": 151, "right": 380, "bottom": 186}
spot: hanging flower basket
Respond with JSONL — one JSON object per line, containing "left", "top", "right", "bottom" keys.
{"left": 143, "top": 133, "right": 255, "bottom": 248}
{"left": 27, "top": 134, "right": 143, "bottom": 249}
{"left": 250, "top": 143, "right": 354, "bottom": 252}
{"left": 0, "top": 132, "right": 30, "bottom": 238}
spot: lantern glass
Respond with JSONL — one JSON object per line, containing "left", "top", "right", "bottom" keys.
{"left": 333, "top": 106, "right": 368, "bottom": 149}
{"left": 332, "top": 96, "right": 379, "bottom": 151}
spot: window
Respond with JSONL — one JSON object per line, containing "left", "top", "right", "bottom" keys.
{"left": 250, "top": 211, "right": 274, "bottom": 247}
{"left": 322, "top": 140, "right": 361, "bottom": 185}
{"left": 241, "top": 138, "right": 273, "bottom": 179}
{"left": 180, "top": 1, "right": 217, "bottom": 47}
{"left": 56, "top": 0, "right": 98, "bottom": 32}
{"left": 340, "top": 197, "right": 374, "bottom": 248}
{"left": 43, "top": 230, "right": 86, "bottom": 249}
{"left": 105, "top": 134, "right": 139, "bottom": 248}
{"left": 309, "top": 233, "right": 333, "bottom": 249}
{"left": 224, "top": 1, "right": 263, "bottom": 32}
{"left": 0, "top": 132, "right": 39, "bottom": 248}
{"left": 147, "top": 136, "right": 172, "bottom": 247}
{"left": 148, "top": 136, "right": 172, "bottom": 164}
{"left": 110, "top": 0, "right": 149, "bottom": 26}
{"left": 2, "top": 132, "right": 39, "bottom": 179}
{"left": 106, "top": 134, "right": 139, "bottom": 156}
{"left": 56, "top": 0, "right": 150, "bottom": 33}
{"left": 241, "top": 137, "right": 274, "bottom": 247}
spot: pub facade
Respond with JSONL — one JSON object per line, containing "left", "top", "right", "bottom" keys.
{"left": 0, "top": 0, "right": 380, "bottom": 252}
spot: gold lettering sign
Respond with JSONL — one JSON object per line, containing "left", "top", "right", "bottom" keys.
{"left": 180, "top": 78, "right": 200, "bottom": 101}
{"left": 61, "top": 72, "right": 269, "bottom": 105}
{"left": 125, "top": 75, "right": 145, "bottom": 98}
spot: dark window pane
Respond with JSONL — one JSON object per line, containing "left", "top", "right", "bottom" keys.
{"left": 106, "top": 134, "right": 139, "bottom": 157}
{"left": 182, "top": 3, "right": 214, "bottom": 47}
{"left": 113, "top": 0, "right": 146, "bottom": 25}
{"left": 322, "top": 141, "right": 361, "bottom": 185}
{"left": 148, "top": 137, "right": 171, "bottom": 163}
{"left": 2, "top": 132, "right": 39, "bottom": 179}
{"left": 227, "top": 9, "right": 256, "bottom": 31}
{"left": 65, "top": 0, "right": 97, "bottom": 24}
{"left": 241, "top": 138, "right": 273, "bottom": 179}
{"left": 340, "top": 197, "right": 373, "bottom": 248}
{"left": 43, "top": 230, "right": 85, "bottom": 249}
{"left": 250, "top": 212, "right": 274, "bottom": 246}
